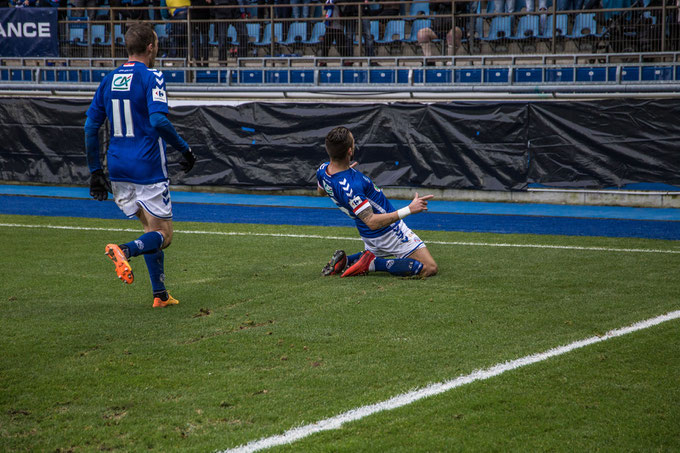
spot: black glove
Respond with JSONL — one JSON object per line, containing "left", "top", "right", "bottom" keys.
{"left": 180, "top": 148, "right": 196, "bottom": 173}
{"left": 89, "top": 169, "right": 111, "bottom": 201}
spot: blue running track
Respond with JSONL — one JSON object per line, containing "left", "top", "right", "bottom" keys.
{"left": 0, "top": 185, "right": 679, "bottom": 240}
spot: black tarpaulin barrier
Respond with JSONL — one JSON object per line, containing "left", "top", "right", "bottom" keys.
{"left": 0, "top": 98, "right": 678, "bottom": 191}
{"left": 527, "top": 99, "right": 680, "bottom": 188}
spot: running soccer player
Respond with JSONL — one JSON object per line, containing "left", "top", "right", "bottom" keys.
{"left": 84, "top": 22, "right": 196, "bottom": 308}
{"left": 317, "top": 126, "right": 438, "bottom": 278}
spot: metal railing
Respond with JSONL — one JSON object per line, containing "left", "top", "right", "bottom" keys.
{"left": 17, "top": 1, "right": 680, "bottom": 63}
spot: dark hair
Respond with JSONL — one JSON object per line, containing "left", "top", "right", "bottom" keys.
{"left": 125, "top": 22, "right": 155, "bottom": 56}
{"left": 325, "top": 126, "right": 354, "bottom": 160}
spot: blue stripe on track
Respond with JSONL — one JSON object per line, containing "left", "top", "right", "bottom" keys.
{"left": 1, "top": 185, "right": 680, "bottom": 221}
{"left": 1, "top": 195, "right": 679, "bottom": 240}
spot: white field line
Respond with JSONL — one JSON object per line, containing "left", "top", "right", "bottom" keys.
{"left": 221, "top": 310, "right": 680, "bottom": 453}
{"left": 0, "top": 222, "right": 679, "bottom": 255}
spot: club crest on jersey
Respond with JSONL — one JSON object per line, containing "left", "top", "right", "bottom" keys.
{"left": 112, "top": 73, "right": 133, "bottom": 91}
{"left": 152, "top": 87, "right": 167, "bottom": 103}
{"left": 323, "top": 180, "right": 334, "bottom": 197}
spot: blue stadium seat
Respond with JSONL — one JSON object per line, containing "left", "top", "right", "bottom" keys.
{"left": 254, "top": 23, "right": 283, "bottom": 48}
{"left": 247, "top": 23, "right": 260, "bottom": 44}
{"left": 162, "top": 70, "right": 186, "bottom": 83}
{"left": 568, "top": 13, "right": 602, "bottom": 50}
{"left": 281, "top": 22, "right": 307, "bottom": 46}
{"left": 69, "top": 26, "right": 87, "bottom": 46}
{"left": 569, "top": 13, "right": 601, "bottom": 38}
{"left": 480, "top": 16, "right": 512, "bottom": 51}
{"left": 208, "top": 23, "right": 218, "bottom": 46}
{"left": 401, "top": 18, "right": 430, "bottom": 47}
{"left": 539, "top": 14, "right": 568, "bottom": 39}
{"left": 303, "top": 22, "right": 325, "bottom": 45}
{"left": 409, "top": 1, "right": 429, "bottom": 18}
{"left": 510, "top": 15, "right": 539, "bottom": 51}
{"left": 90, "top": 24, "right": 111, "bottom": 52}
{"left": 376, "top": 20, "right": 405, "bottom": 44}
{"left": 114, "top": 24, "right": 125, "bottom": 46}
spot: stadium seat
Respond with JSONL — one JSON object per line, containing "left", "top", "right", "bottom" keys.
{"left": 409, "top": 0, "right": 430, "bottom": 18}
{"left": 91, "top": 24, "right": 110, "bottom": 46}
{"left": 510, "top": 15, "right": 540, "bottom": 52}
{"left": 480, "top": 16, "right": 512, "bottom": 52}
{"left": 567, "top": 13, "right": 602, "bottom": 51}
{"left": 538, "top": 14, "right": 568, "bottom": 51}
{"left": 375, "top": 20, "right": 405, "bottom": 54}
{"left": 539, "top": 14, "right": 568, "bottom": 38}
{"left": 254, "top": 23, "right": 283, "bottom": 49}
{"left": 401, "top": 18, "right": 430, "bottom": 52}
{"left": 114, "top": 24, "right": 125, "bottom": 46}
{"left": 302, "top": 22, "right": 325, "bottom": 46}
{"left": 281, "top": 22, "right": 307, "bottom": 48}
{"left": 247, "top": 23, "right": 260, "bottom": 44}
{"left": 376, "top": 20, "right": 405, "bottom": 44}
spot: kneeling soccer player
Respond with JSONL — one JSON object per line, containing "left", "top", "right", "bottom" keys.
{"left": 84, "top": 23, "right": 196, "bottom": 307}
{"left": 317, "top": 126, "right": 438, "bottom": 278}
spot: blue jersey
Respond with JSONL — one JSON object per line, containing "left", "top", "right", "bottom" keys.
{"left": 317, "top": 163, "right": 398, "bottom": 239}
{"left": 86, "top": 61, "right": 170, "bottom": 184}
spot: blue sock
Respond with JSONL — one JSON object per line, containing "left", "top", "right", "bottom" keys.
{"left": 123, "top": 231, "right": 164, "bottom": 258}
{"left": 144, "top": 249, "right": 166, "bottom": 294}
{"left": 373, "top": 257, "right": 423, "bottom": 276}
{"left": 347, "top": 252, "right": 363, "bottom": 266}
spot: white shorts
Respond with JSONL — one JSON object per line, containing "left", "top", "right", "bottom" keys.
{"left": 111, "top": 181, "right": 172, "bottom": 220}
{"left": 361, "top": 221, "right": 425, "bottom": 259}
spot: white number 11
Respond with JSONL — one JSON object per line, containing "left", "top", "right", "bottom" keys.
{"left": 111, "top": 99, "right": 135, "bottom": 138}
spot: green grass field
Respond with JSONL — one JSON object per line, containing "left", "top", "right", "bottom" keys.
{"left": 1, "top": 214, "right": 679, "bottom": 452}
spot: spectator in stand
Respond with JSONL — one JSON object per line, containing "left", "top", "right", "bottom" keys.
{"left": 111, "top": 0, "right": 150, "bottom": 29}
{"left": 166, "top": 0, "right": 190, "bottom": 57}
{"left": 11, "top": 0, "right": 37, "bottom": 6}
{"left": 320, "top": 0, "right": 353, "bottom": 57}
{"left": 291, "top": 0, "right": 312, "bottom": 19}
{"left": 467, "top": 0, "right": 487, "bottom": 41}
{"left": 417, "top": 0, "right": 464, "bottom": 58}
{"left": 73, "top": 0, "right": 103, "bottom": 21}
{"left": 191, "top": 0, "right": 211, "bottom": 65}
{"left": 212, "top": 0, "right": 249, "bottom": 60}
{"left": 557, "top": 0, "right": 585, "bottom": 11}
{"left": 344, "top": 0, "right": 376, "bottom": 57}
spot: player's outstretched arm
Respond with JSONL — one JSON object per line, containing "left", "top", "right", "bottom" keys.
{"left": 357, "top": 192, "right": 434, "bottom": 230}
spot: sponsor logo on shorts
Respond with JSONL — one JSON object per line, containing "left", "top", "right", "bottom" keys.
{"left": 112, "top": 73, "right": 133, "bottom": 91}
